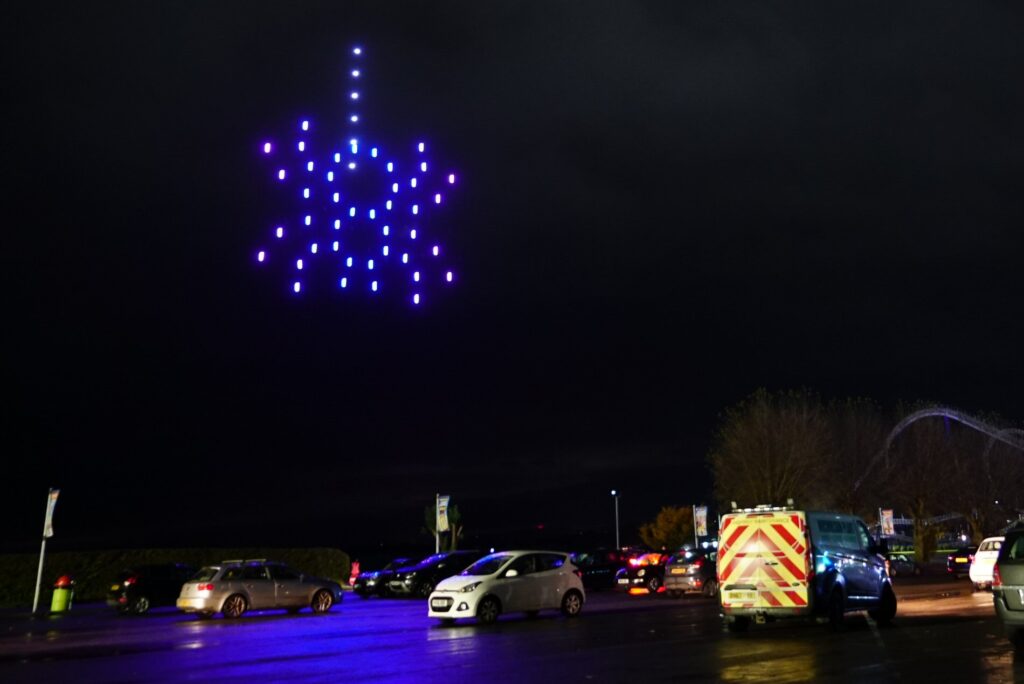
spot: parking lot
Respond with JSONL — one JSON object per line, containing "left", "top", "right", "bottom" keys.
{"left": 0, "top": 579, "right": 1019, "bottom": 683}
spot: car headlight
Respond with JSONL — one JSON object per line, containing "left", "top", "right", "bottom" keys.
{"left": 460, "top": 582, "right": 482, "bottom": 593}
{"left": 638, "top": 569, "right": 646, "bottom": 577}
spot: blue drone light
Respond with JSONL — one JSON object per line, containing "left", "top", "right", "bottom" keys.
{"left": 254, "top": 45, "right": 458, "bottom": 303}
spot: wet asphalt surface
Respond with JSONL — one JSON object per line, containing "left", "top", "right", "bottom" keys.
{"left": 0, "top": 579, "right": 1020, "bottom": 683}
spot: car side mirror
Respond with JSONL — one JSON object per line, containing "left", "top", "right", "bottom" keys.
{"left": 505, "top": 569, "right": 519, "bottom": 578}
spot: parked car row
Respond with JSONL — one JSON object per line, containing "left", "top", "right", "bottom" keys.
{"left": 105, "top": 559, "right": 344, "bottom": 619}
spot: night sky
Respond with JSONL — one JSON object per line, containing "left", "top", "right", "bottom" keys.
{"left": 3, "top": 3, "right": 1022, "bottom": 556}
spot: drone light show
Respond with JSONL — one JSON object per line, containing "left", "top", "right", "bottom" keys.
{"left": 254, "top": 46, "right": 458, "bottom": 305}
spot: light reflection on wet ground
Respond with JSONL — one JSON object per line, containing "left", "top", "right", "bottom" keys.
{"left": 0, "top": 586, "right": 1020, "bottom": 682}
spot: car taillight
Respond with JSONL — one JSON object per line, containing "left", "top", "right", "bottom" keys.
{"left": 124, "top": 576, "right": 138, "bottom": 586}
{"left": 968, "top": 555, "right": 975, "bottom": 563}
{"left": 992, "top": 564, "right": 1002, "bottom": 588}
{"left": 692, "top": 557, "right": 704, "bottom": 569}
{"left": 573, "top": 569, "right": 583, "bottom": 579}
{"left": 197, "top": 583, "right": 215, "bottom": 592}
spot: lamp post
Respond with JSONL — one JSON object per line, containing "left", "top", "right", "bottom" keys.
{"left": 611, "top": 490, "right": 620, "bottom": 550}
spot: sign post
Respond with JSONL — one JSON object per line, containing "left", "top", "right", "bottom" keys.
{"left": 32, "top": 488, "right": 60, "bottom": 615}
{"left": 435, "top": 495, "right": 450, "bottom": 553}
{"left": 693, "top": 505, "right": 708, "bottom": 549}
{"left": 880, "top": 508, "right": 895, "bottom": 537}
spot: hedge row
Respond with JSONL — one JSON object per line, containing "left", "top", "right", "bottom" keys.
{"left": 0, "top": 548, "right": 349, "bottom": 608}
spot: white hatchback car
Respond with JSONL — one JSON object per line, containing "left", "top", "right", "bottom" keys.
{"left": 969, "top": 536, "right": 1004, "bottom": 590}
{"left": 427, "top": 550, "right": 585, "bottom": 624}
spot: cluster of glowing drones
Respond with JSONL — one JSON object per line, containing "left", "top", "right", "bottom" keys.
{"left": 254, "top": 46, "right": 458, "bottom": 305}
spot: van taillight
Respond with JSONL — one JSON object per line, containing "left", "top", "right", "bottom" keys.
{"left": 124, "top": 576, "right": 138, "bottom": 586}
{"left": 198, "top": 583, "right": 215, "bottom": 592}
{"left": 992, "top": 565, "right": 1002, "bottom": 588}
{"left": 573, "top": 569, "right": 583, "bottom": 579}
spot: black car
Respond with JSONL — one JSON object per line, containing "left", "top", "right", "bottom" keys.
{"left": 353, "top": 557, "right": 413, "bottom": 598}
{"left": 569, "top": 549, "right": 630, "bottom": 590}
{"left": 664, "top": 548, "right": 718, "bottom": 598}
{"left": 108, "top": 563, "right": 195, "bottom": 614}
{"left": 387, "top": 550, "right": 484, "bottom": 598}
{"left": 614, "top": 552, "right": 669, "bottom": 594}
{"left": 947, "top": 546, "right": 978, "bottom": 578}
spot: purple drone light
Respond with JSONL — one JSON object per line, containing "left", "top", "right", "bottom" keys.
{"left": 254, "top": 45, "right": 459, "bottom": 303}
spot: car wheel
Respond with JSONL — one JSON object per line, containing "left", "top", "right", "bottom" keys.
{"left": 222, "top": 594, "right": 248, "bottom": 619}
{"left": 726, "top": 616, "right": 750, "bottom": 633}
{"left": 311, "top": 589, "right": 334, "bottom": 614}
{"left": 868, "top": 585, "right": 896, "bottom": 625}
{"left": 561, "top": 590, "right": 583, "bottom": 617}
{"left": 477, "top": 596, "right": 501, "bottom": 624}
{"left": 827, "top": 590, "right": 845, "bottom": 631}
{"left": 131, "top": 596, "right": 151, "bottom": 614}
{"left": 703, "top": 579, "right": 720, "bottom": 599}
{"left": 645, "top": 576, "right": 661, "bottom": 594}
{"left": 416, "top": 582, "right": 434, "bottom": 599}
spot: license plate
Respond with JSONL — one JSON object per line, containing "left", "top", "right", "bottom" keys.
{"left": 955, "top": 558, "right": 968, "bottom": 563}
{"left": 430, "top": 598, "right": 448, "bottom": 608}
{"left": 670, "top": 568, "right": 686, "bottom": 575}
{"left": 728, "top": 591, "right": 756, "bottom": 601}
{"left": 617, "top": 579, "right": 629, "bottom": 584}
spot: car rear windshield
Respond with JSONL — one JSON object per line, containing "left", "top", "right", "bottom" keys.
{"left": 191, "top": 567, "right": 219, "bottom": 582}
{"left": 1005, "top": 536, "right": 1024, "bottom": 561}
{"left": 462, "top": 554, "right": 514, "bottom": 576}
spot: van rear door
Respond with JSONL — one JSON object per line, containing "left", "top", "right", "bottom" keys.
{"left": 718, "top": 511, "right": 810, "bottom": 612}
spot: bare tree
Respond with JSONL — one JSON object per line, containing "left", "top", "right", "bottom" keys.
{"left": 883, "top": 415, "right": 958, "bottom": 562}
{"left": 708, "top": 389, "right": 836, "bottom": 510}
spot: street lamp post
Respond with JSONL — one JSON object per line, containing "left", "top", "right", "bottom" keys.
{"left": 611, "top": 490, "right": 620, "bottom": 550}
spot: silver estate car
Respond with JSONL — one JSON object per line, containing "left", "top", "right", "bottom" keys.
{"left": 177, "top": 559, "right": 344, "bottom": 619}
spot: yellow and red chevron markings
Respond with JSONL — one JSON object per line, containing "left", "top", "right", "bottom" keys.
{"left": 718, "top": 512, "right": 810, "bottom": 609}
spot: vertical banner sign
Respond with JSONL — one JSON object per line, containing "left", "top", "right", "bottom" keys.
{"left": 694, "top": 506, "right": 708, "bottom": 538}
{"left": 437, "top": 496, "right": 451, "bottom": 533}
{"left": 880, "top": 509, "right": 895, "bottom": 537}
{"left": 43, "top": 489, "right": 60, "bottom": 538}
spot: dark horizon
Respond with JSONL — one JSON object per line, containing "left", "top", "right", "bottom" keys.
{"left": 3, "top": 2, "right": 1022, "bottom": 558}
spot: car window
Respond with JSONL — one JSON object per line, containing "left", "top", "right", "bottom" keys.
{"left": 463, "top": 554, "right": 514, "bottom": 576}
{"left": 269, "top": 565, "right": 300, "bottom": 581}
{"left": 192, "top": 567, "right": 219, "bottom": 582}
{"left": 815, "top": 518, "right": 864, "bottom": 552}
{"left": 571, "top": 553, "right": 594, "bottom": 567}
{"left": 1006, "top": 536, "right": 1024, "bottom": 561}
{"left": 537, "top": 554, "right": 566, "bottom": 572}
{"left": 242, "top": 565, "right": 269, "bottom": 580}
{"left": 508, "top": 554, "right": 538, "bottom": 576}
